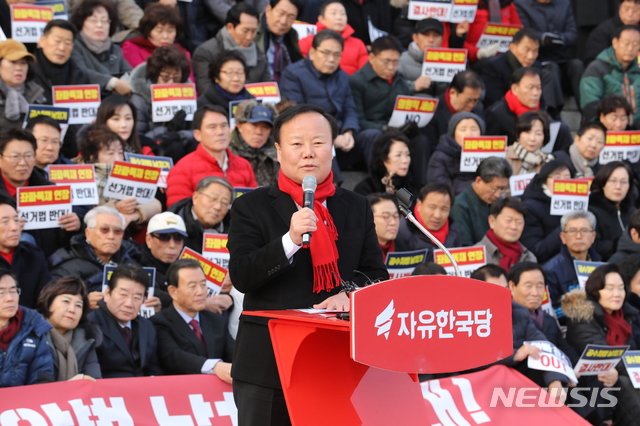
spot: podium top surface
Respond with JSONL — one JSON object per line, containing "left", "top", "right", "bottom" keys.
{"left": 243, "top": 310, "right": 351, "bottom": 330}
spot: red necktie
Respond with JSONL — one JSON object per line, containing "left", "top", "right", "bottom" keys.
{"left": 189, "top": 319, "right": 205, "bottom": 346}
{"left": 123, "top": 326, "right": 131, "bottom": 349}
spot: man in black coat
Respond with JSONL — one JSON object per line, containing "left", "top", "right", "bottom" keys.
{"left": 228, "top": 104, "right": 388, "bottom": 426}
{"left": 88, "top": 264, "right": 163, "bottom": 378}
{"left": 257, "top": 0, "right": 303, "bottom": 82}
{"left": 583, "top": 0, "right": 640, "bottom": 65}
{"left": 150, "top": 259, "right": 234, "bottom": 379}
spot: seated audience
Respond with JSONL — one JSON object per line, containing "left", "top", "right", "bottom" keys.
{"left": 298, "top": 0, "right": 368, "bottom": 75}
{"left": 451, "top": 157, "right": 512, "bottom": 247}
{"left": 197, "top": 51, "right": 255, "bottom": 115}
{"left": 36, "top": 277, "right": 102, "bottom": 381}
{"left": 341, "top": 0, "right": 392, "bottom": 46}
{"left": 611, "top": 209, "right": 640, "bottom": 264}
{"left": 396, "top": 183, "right": 461, "bottom": 261}
{"left": 88, "top": 264, "right": 163, "bottom": 378}
{"left": 477, "top": 196, "right": 536, "bottom": 270}
{"left": 257, "top": 0, "right": 303, "bottom": 82}
{"left": 471, "top": 263, "right": 509, "bottom": 287}
{"left": 619, "top": 254, "right": 640, "bottom": 312}
{"left": 411, "top": 262, "right": 447, "bottom": 276}
{"left": 367, "top": 193, "right": 400, "bottom": 261}
{"left": 553, "top": 121, "right": 606, "bottom": 178}
{"left": 427, "top": 112, "right": 485, "bottom": 195}
{"left": 583, "top": 0, "right": 640, "bottom": 65}
{"left": 597, "top": 94, "right": 633, "bottom": 132}
{"left": 0, "top": 269, "right": 53, "bottom": 387}
{"left": 506, "top": 111, "right": 554, "bottom": 175}
{"left": 150, "top": 259, "right": 234, "bottom": 380}
{"left": 581, "top": 25, "right": 640, "bottom": 127}
{"left": 0, "top": 40, "right": 46, "bottom": 129}
{"left": 230, "top": 100, "right": 279, "bottom": 187}
{"left": 520, "top": 160, "right": 574, "bottom": 263}
{"left": 67, "top": 0, "right": 143, "bottom": 43}
{"left": 192, "top": 4, "right": 270, "bottom": 94}
{"left": 168, "top": 176, "right": 232, "bottom": 251}
{"left": 544, "top": 210, "right": 600, "bottom": 320}
{"left": 562, "top": 264, "right": 640, "bottom": 425}
{"left": 354, "top": 130, "right": 415, "bottom": 196}
{"left": 70, "top": 0, "right": 132, "bottom": 97}
{"left": 166, "top": 105, "right": 256, "bottom": 207}
{"left": 25, "top": 116, "right": 72, "bottom": 173}
{"left": 589, "top": 161, "right": 635, "bottom": 261}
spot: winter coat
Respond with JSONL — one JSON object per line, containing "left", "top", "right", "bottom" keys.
{"left": 298, "top": 22, "right": 368, "bottom": 76}
{"left": 45, "top": 321, "right": 103, "bottom": 379}
{"left": 229, "top": 128, "right": 279, "bottom": 187}
{"left": 482, "top": 51, "right": 545, "bottom": 108}
{"left": 0, "top": 80, "right": 46, "bottom": 129}
{"left": 353, "top": 174, "right": 418, "bottom": 198}
{"left": 196, "top": 84, "right": 254, "bottom": 115}
{"left": 538, "top": 310, "right": 580, "bottom": 365}
{"left": 129, "top": 63, "right": 161, "bottom": 139}
{"left": 254, "top": 13, "right": 302, "bottom": 72}
{"left": 477, "top": 233, "right": 537, "bottom": 266}
{"left": 520, "top": 178, "right": 562, "bottom": 263}
{"left": 192, "top": 27, "right": 271, "bottom": 95}
{"left": 450, "top": 185, "right": 491, "bottom": 247}
{"left": 399, "top": 42, "right": 449, "bottom": 97}
{"left": 583, "top": 15, "right": 623, "bottom": 65}
{"left": 121, "top": 37, "right": 192, "bottom": 73}
{"left": 395, "top": 218, "right": 462, "bottom": 261}
{"left": 71, "top": 37, "right": 132, "bottom": 96}
{"left": 349, "top": 63, "right": 412, "bottom": 130}
{"left": 140, "top": 244, "right": 173, "bottom": 309}
{"left": 580, "top": 46, "right": 640, "bottom": 128}
{"left": 48, "top": 233, "right": 143, "bottom": 292}
{"left": 588, "top": 192, "right": 633, "bottom": 261}
{"left": 168, "top": 196, "right": 215, "bottom": 252}
{"left": 552, "top": 149, "right": 601, "bottom": 178}
{"left": 341, "top": 0, "right": 392, "bottom": 46}
{"left": 0, "top": 242, "right": 51, "bottom": 310}
{"left": 464, "top": 2, "right": 522, "bottom": 62}
{"left": 543, "top": 245, "right": 601, "bottom": 320}
{"left": 427, "top": 134, "right": 475, "bottom": 196}
{"left": 30, "top": 53, "right": 91, "bottom": 105}
{"left": 609, "top": 229, "right": 640, "bottom": 264}
{"left": 0, "top": 307, "right": 53, "bottom": 387}
{"left": 514, "top": 0, "right": 577, "bottom": 62}
{"left": 166, "top": 145, "right": 257, "bottom": 207}
{"left": 280, "top": 57, "right": 359, "bottom": 133}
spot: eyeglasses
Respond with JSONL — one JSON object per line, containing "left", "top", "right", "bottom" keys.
{"left": 219, "top": 69, "right": 246, "bottom": 78}
{"left": 158, "top": 73, "right": 182, "bottom": 83}
{"left": 93, "top": 225, "right": 125, "bottom": 236}
{"left": 85, "top": 17, "right": 111, "bottom": 26}
{"left": 0, "top": 287, "right": 20, "bottom": 298}
{"left": 376, "top": 57, "right": 399, "bottom": 67}
{"left": 2, "top": 153, "right": 35, "bottom": 164}
{"left": 197, "top": 191, "right": 231, "bottom": 208}
{"left": 151, "top": 233, "right": 185, "bottom": 243}
{"left": 374, "top": 213, "right": 400, "bottom": 222}
{"left": 316, "top": 49, "right": 342, "bottom": 59}
{"left": 608, "top": 179, "right": 629, "bottom": 187}
{"left": 488, "top": 186, "right": 508, "bottom": 195}
{"left": 562, "top": 228, "right": 595, "bottom": 236}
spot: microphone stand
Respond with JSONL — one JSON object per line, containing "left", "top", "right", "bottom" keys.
{"left": 395, "top": 188, "right": 462, "bottom": 277}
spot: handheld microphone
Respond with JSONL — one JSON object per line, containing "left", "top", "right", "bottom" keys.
{"left": 301, "top": 175, "right": 317, "bottom": 247}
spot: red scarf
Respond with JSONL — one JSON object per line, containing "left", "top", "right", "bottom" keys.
{"left": 414, "top": 204, "right": 449, "bottom": 244}
{"left": 444, "top": 90, "right": 456, "bottom": 114}
{"left": 278, "top": 170, "right": 340, "bottom": 293}
{"left": 0, "top": 307, "right": 23, "bottom": 352}
{"left": 486, "top": 228, "right": 522, "bottom": 272}
{"left": 380, "top": 240, "right": 395, "bottom": 262}
{"left": 604, "top": 308, "right": 632, "bottom": 346}
{"left": 504, "top": 89, "right": 539, "bottom": 116}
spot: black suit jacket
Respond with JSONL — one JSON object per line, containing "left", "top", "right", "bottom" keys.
{"left": 150, "top": 304, "right": 234, "bottom": 375}
{"left": 227, "top": 184, "right": 388, "bottom": 389}
{"left": 88, "top": 300, "right": 163, "bottom": 378}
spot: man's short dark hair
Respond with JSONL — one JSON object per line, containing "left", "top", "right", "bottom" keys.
{"left": 576, "top": 121, "right": 607, "bottom": 138}
{"left": 370, "top": 35, "right": 402, "bottom": 55}
{"left": 619, "top": 253, "right": 640, "bottom": 285}
{"left": 272, "top": 104, "right": 339, "bottom": 144}
{"left": 471, "top": 264, "right": 507, "bottom": 282}
{"left": 0, "top": 127, "right": 37, "bottom": 153}
{"left": 511, "top": 28, "right": 540, "bottom": 45}
{"left": 166, "top": 259, "right": 203, "bottom": 288}
{"left": 319, "top": 0, "right": 341, "bottom": 16}
{"left": 193, "top": 105, "right": 229, "bottom": 131}
{"left": 0, "top": 268, "right": 18, "bottom": 288}
{"left": 507, "top": 261, "right": 546, "bottom": 286}
{"left": 597, "top": 94, "right": 633, "bottom": 117}
{"left": 476, "top": 157, "right": 512, "bottom": 181}
{"left": 511, "top": 67, "right": 541, "bottom": 86}
{"left": 107, "top": 264, "right": 150, "bottom": 292}
{"left": 270, "top": 0, "right": 303, "bottom": 14}
{"left": 450, "top": 70, "right": 484, "bottom": 93}
{"left": 412, "top": 262, "right": 447, "bottom": 276}
{"left": 614, "top": 24, "right": 640, "bottom": 40}
{"left": 490, "top": 196, "right": 526, "bottom": 218}
{"left": 630, "top": 209, "right": 640, "bottom": 235}
{"left": 226, "top": 3, "right": 259, "bottom": 27}
{"left": 43, "top": 19, "right": 77, "bottom": 38}
{"left": 417, "top": 182, "right": 454, "bottom": 206}
{"left": 312, "top": 29, "right": 344, "bottom": 50}
{"left": 25, "top": 115, "right": 61, "bottom": 133}
{"left": 366, "top": 192, "right": 398, "bottom": 209}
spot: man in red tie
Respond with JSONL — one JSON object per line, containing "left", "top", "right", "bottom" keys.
{"left": 150, "top": 259, "right": 234, "bottom": 382}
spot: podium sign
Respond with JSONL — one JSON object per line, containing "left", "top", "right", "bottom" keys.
{"left": 350, "top": 275, "right": 512, "bottom": 373}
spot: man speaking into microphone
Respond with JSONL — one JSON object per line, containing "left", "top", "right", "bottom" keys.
{"left": 228, "top": 104, "right": 388, "bottom": 426}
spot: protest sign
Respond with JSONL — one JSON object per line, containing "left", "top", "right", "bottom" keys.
{"left": 450, "top": 0, "right": 478, "bottom": 22}
{"left": 476, "top": 23, "right": 522, "bottom": 53}
{"left": 550, "top": 179, "right": 590, "bottom": 216}
{"left": 574, "top": 344, "right": 628, "bottom": 376}
{"left": 17, "top": 185, "right": 71, "bottom": 230}
{"left": 460, "top": 136, "right": 507, "bottom": 172}
{"left": 599, "top": 131, "right": 640, "bottom": 164}
{"left": 408, "top": 0, "right": 453, "bottom": 21}
{"left": 150, "top": 83, "right": 197, "bottom": 122}
{"left": 509, "top": 172, "right": 536, "bottom": 197}
{"left": 35, "top": 0, "right": 67, "bottom": 19}
{"left": 573, "top": 260, "right": 606, "bottom": 290}
{"left": 11, "top": 5, "right": 53, "bottom": 42}
{"left": 292, "top": 20, "right": 316, "bottom": 39}
{"left": 422, "top": 48, "right": 467, "bottom": 82}
{"left": 245, "top": 82, "right": 281, "bottom": 104}
{"left": 526, "top": 340, "right": 578, "bottom": 385}
{"left": 23, "top": 104, "right": 70, "bottom": 140}
{"left": 52, "top": 85, "right": 100, "bottom": 125}
{"left": 102, "top": 161, "right": 161, "bottom": 204}
{"left": 434, "top": 246, "right": 486, "bottom": 278}
{"left": 385, "top": 249, "right": 428, "bottom": 279}
{"left": 180, "top": 247, "right": 227, "bottom": 297}
{"left": 388, "top": 96, "right": 438, "bottom": 128}
{"left": 125, "top": 153, "right": 173, "bottom": 189}
{"left": 202, "top": 233, "right": 229, "bottom": 270}
{"left": 48, "top": 164, "right": 99, "bottom": 205}
{"left": 623, "top": 350, "right": 640, "bottom": 389}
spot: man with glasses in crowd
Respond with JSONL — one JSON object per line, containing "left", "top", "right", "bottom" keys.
{"left": 367, "top": 193, "right": 400, "bottom": 261}
{"left": 25, "top": 116, "right": 73, "bottom": 172}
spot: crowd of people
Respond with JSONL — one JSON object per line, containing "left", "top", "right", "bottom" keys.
{"left": 2, "top": 0, "right": 640, "bottom": 424}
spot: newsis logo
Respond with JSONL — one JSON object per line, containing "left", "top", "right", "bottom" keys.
{"left": 490, "top": 387, "right": 619, "bottom": 408}
{"left": 375, "top": 300, "right": 395, "bottom": 339}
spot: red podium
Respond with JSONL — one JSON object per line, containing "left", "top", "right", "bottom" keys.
{"left": 245, "top": 275, "right": 590, "bottom": 425}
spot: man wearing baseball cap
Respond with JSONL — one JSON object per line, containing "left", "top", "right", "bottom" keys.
{"left": 0, "top": 39, "right": 47, "bottom": 128}
{"left": 230, "top": 100, "right": 279, "bottom": 187}
{"left": 142, "top": 212, "right": 188, "bottom": 307}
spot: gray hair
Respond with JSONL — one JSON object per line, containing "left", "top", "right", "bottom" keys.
{"left": 477, "top": 157, "right": 513, "bottom": 181}
{"left": 560, "top": 210, "right": 597, "bottom": 231}
{"left": 195, "top": 176, "right": 233, "bottom": 195}
{"left": 84, "top": 205, "right": 126, "bottom": 229}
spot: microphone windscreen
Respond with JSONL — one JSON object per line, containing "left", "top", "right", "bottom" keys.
{"left": 302, "top": 175, "right": 317, "bottom": 193}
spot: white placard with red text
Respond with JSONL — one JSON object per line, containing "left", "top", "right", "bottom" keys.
{"left": 124, "top": 153, "right": 173, "bottom": 189}
{"left": 422, "top": 48, "right": 467, "bottom": 83}
{"left": 150, "top": 83, "right": 197, "bottom": 122}
{"left": 388, "top": 96, "right": 438, "bottom": 128}
{"left": 450, "top": 0, "right": 478, "bottom": 23}
{"left": 550, "top": 179, "right": 590, "bottom": 216}
{"left": 460, "top": 136, "right": 507, "bottom": 172}
{"left": 245, "top": 82, "right": 281, "bottom": 104}
{"left": 102, "top": 161, "right": 161, "bottom": 204}
{"left": 292, "top": 20, "right": 316, "bottom": 40}
{"left": 180, "top": 247, "right": 227, "bottom": 297}
{"left": 52, "top": 85, "right": 100, "bottom": 125}
{"left": 48, "top": 164, "right": 99, "bottom": 205}
{"left": 599, "top": 131, "right": 640, "bottom": 164}
{"left": 525, "top": 340, "right": 577, "bottom": 385}
{"left": 17, "top": 185, "right": 72, "bottom": 230}
{"left": 434, "top": 246, "right": 486, "bottom": 278}
{"left": 202, "top": 233, "right": 229, "bottom": 270}
{"left": 11, "top": 5, "right": 53, "bottom": 42}
{"left": 476, "top": 23, "right": 522, "bottom": 53}
{"left": 408, "top": 0, "right": 453, "bottom": 21}
{"left": 509, "top": 172, "right": 536, "bottom": 197}
{"left": 574, "top": 344, "right": 628, "bottom": 376}
{"left": 623, "top": 350, "right": 640, "bottom": 388}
